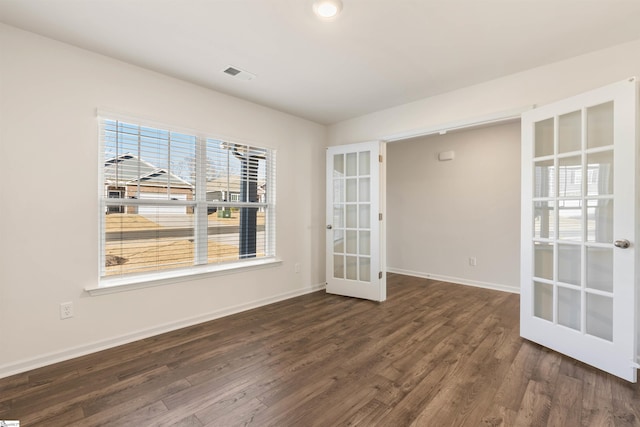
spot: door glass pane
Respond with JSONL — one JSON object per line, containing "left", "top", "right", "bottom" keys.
{"left": 346, "top": 256, "right": 357, "bottom": 280}
{"left": 558, "top": 199, "right": 582, "bottom": 241}
{"left": 586, "top": 293, "right": 613, "bottom": 341}
{"left": 333, "top": 154, "right": 344, "bottom": 176}
{"left": 333, "top": 205, "right": 344, "bottom": 228}
{"left": 587, "top": 199, "right": 613, "bottom": 243}
{"left": 346, "top": 230, "right": 357, "bottom": 254}
{"left": 558, "top": 287, "right": 581, "bottom": 331}
{"left": 534, "top": 242, "right": 553, "bottom": 280}
{"left": 586, "top": 247, "right": 613, "bottom": 292}
{"left": 535, "top": 118, "right": 554, "bottom": 157}
{"left": 359, "top": 178, "right": 370, "bottom": 202}
{"left": 346, "top": 178, "right": 357, "bottom": 202}
{"left": 333, "top": 230, "right": 344, "bottom": 253}
{"left": 534, "top": 281, "right": 553, "bottom": 321}
{"left": 359, "top": 204, "right": 370, "bottom": 229}
{"left": 558, "top": 244, "right": 581, "bottom": 286}
{"left": 346, "top": 153, "right": 357, "bottom": 176}
{"left": 359, "top": 257, "right": 370, "bottom": 282}
{"left": 587, "top": 102, "right": 614, "bottom": 149}
{"left": 534, "top": 201, "right": 555, "bottom": 239}
{"left": 587, "top": 150, "right": 613, "bottom": 195}
{"left": 334, "top": 255, "right": 344, "bottom": 279}
{"left": 359, "top": 151, "right": 370, "bottom": 175}
{"left": 359, "top": 231, "right": 370, "bottom": 255}
{"left": 534, "top": 159, "right": 555, "bottom": 198}
{"left": 346, "top": 205, "right": 357, "bottom": 228}
{"left": 558, "top": 155, "right": 582, "bottom": 197}
{"left": 333, "top": 179, "right": 344, "bottom": 202}
{"left": 558, "top": 110, "right": 582, "bottom": 154}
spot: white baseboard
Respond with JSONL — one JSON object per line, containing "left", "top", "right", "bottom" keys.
{"left": 387, "top": 267, "right": 519, "bottom": 294}
{"left": 0, "top": 282, "right": 326, "bottom": 379}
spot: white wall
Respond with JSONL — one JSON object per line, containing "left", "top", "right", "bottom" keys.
{"left": 329, "top": 39, "right": 640, "bottom": 146}
{"left": 0, "top": 24, "right": 326, "bottom": 377}
{"left": 386, "top": 122, "right": 521, "bottom": 292}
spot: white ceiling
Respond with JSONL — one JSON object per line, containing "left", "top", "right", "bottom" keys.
{"left": 2, "top": 0, "right": 640, "bottom": 124}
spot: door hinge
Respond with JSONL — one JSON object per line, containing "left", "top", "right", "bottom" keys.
{"left": 379, "top": 154, "right": 383, "bottom": 163}
{"left": 379, "top": 213, "right": 383, "bottom": 221}
{"left": 378, "top": 271, "right": 383, "bottom": 279}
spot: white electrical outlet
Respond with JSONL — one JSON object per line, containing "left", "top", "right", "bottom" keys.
{"left": 469, "top": 257, "right": 477, "bottom": 267}
{"left": 294, "top": 263, "right": 301, "bottom": 273}
{"left": 60, "top": 302, "right": 73, "bottom": 319}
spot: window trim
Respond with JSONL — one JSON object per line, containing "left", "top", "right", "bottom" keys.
{"left": 86, "top": 257, "right": 283, "bottom": 296}
{"left": 96, "top": 110, "right": 277, "bottom": 289}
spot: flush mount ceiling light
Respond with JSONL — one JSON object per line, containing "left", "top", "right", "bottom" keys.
{"left": 313, "top": 0, "right": 343, "bottom": 19}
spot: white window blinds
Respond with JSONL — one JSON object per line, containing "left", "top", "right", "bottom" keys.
{"left": 100, "top": 117, "right": 276, "bottom": 281}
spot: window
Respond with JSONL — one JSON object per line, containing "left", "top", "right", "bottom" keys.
{"left": 100, "top": 117, "right": 276, "bottom": 284}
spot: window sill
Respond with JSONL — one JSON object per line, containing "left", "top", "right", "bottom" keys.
{"left": 86, "top": 257, "right": 283, "bottom": 296}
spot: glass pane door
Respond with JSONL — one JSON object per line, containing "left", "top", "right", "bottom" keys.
{"left": 521, "top": 78, "right": 637, "bottom": 382}
{"left": 326, "top": 141, "right": 385, "bottom": 302}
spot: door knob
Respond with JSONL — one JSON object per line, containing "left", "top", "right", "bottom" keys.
{"left": 326, "top": 225, "right": 332, "bottom": 230}
{"left": 614, "top": 239, "right": 631, "bottom": 249}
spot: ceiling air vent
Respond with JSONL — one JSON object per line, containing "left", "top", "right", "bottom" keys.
{"left": 222, "top": 65, "right": 256, "bottom": 81}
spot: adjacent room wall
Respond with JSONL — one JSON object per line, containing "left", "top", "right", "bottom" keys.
{"left": 386, "top": 122, "right": 521, "bottom": 292}
{"left": 0, "top": 24, "right": 326, "bottom": 377}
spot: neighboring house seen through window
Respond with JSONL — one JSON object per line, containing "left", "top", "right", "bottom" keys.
{"left": 100, "top": 117, "right": 276, "bottom": 283}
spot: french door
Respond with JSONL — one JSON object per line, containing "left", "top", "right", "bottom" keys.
{"left": 521, "top": 78, "right": 637, "bottom": 381}
{"left": 326, "top": 141, "right": 386, "bottom": 302}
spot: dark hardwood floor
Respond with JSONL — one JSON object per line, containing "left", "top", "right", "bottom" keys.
{"left": 2, "top": 274, "right": 639, "bottom": 426}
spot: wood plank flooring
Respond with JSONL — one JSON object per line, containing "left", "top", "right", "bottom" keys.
{"left": 1, "top": 274, "right": 639, "bottom": 426}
